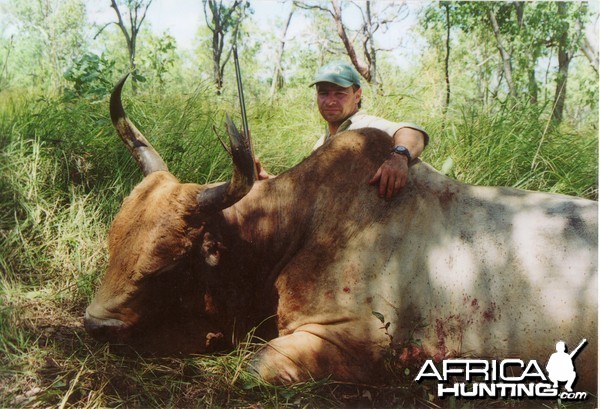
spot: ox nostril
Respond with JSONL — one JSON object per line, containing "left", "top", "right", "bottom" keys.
{"left": 84, "top": 310, "right": 127, "bottom": 342}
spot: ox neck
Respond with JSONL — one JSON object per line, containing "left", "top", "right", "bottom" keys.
{"left": 220, "top": 177, "right": 308, "bottom": 279}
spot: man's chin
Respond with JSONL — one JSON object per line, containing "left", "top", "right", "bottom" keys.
{"left": 321, "top": 113, "right": 344, "bottom": 124}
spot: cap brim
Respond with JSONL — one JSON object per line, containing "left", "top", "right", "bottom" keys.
{"left": 309, "top": 74, "right": 355, "bottom": 88}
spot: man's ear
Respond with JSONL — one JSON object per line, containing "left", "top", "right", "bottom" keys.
{"left": 355, "top": 87, "right": 362, "bottom": 106}
{"left": 201, "top": 232, "right": 224, "bottom": 267}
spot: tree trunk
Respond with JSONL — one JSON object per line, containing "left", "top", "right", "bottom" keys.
{"left": 552, "top": 3, "right": 571, "bottom": 124}
{"left": 204, "top": 0, "right": 245, "bottom": 95}
{"left": 296, "top": 0, "right": 408, "bottom": 86}
{"left": 443, "top": 2, "right": 451, "bottom": 114}
{"left": 206, "top": 0, "right": 223, "bottom": 94}
{"left": 0, "top": 35, "right": 13, "bottom": 90}
{"left": 488, "top": 7, "right": 517, "bottom": 99}
{"left": 269, "top": 5, "right": 295, "bottom": 102}
{"left": 331, "top": 0, "right": 371, "bottom": 82}
{"left": 364, "top": 1, "right": 377, "bottom": 87}
{"left": 581, "top": 31, "right": 599, "bottom": 72}
{"left": 527, "top": 64, "right": 538, "bottom": 105}
{"left": 513, "top": 2, "right": 524, "bottom": 28}
{"left": 110, "top": 0, "right": 152, "bottom": 93}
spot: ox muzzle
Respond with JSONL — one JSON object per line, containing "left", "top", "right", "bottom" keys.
{"left": 83, "top": 308, "right": 130, "bottom": 343}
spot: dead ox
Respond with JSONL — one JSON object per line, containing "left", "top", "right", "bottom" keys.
{"left": 85, "top": 76, "right": 597, "bottom": 392}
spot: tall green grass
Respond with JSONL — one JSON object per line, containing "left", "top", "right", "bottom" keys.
{"left": 364, "top": 85, "right": 597, "bottom": 199}
{"left": 431, "top": 103, "right": 597, "bottom": 198}
{"left": 0, "top": 83, "right": 597, "bottom": 408}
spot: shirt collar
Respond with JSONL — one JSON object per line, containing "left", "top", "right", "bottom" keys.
{"left": 325, "top": 110, "right": 365, "bottom": 140}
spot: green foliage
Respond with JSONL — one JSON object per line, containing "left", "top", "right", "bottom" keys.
{"left": 202, "top": 0, "right": 254, "bottom": 91}
{"left": 1, "top": 0, "right": 87, "bottom": 90}
{"left": 139, "top": 33, "right": 177, "bottom": 86}
{"left": 63, "top": 53, "right": 116, "bottom": 100}
{"left": 420, "top": 1, "right": 594, "bottom": 111}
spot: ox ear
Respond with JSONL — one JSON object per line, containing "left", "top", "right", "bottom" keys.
{"left": 196, "top": 115, "right": 255, "bottom": 213}
{"left": 110, "top": 74, "right": 168, "bottom": 176}
{"left": 201, "top": 232, "right": 224, "bottom": 267}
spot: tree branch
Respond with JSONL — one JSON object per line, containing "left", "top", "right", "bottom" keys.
{"left": 94, "top": 21, "right": 116, "bottom": 40}
{"left": 203, "top": 0, "right": 215, "bottom": 31}
{"left": 110, "top": 0, "right": 132, "bottom": 48}
{"left": 293, "top": 1, "right": 334, "bottom": 18}
{"left": 332, "top": 0, "right": 370, "bottom": 81}
{"left": 137, "top": 0, "right": 152, "bottom": 31}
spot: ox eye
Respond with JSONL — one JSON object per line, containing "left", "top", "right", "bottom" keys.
{"left": 131, "top": 263, "right": 179, "bottom": 282}
{"left": 155, "top": 264, "right": 178, "bottom": 275}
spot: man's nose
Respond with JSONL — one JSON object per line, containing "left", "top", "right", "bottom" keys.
{"left": 324, "top": 94, "right": 336, "bottom": 105}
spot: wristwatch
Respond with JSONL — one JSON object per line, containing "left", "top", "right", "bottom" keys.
{"left": 391, "top": 145, "right": 412, "bottom": 161}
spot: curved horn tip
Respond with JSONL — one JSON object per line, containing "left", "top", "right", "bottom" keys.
{"left": 109, "top": 73, "right": 168, "bottom": 176}
{"left": 113, "top": 73, "right": 130, "bottom": 95}
{"left": 225, "top": 115, "right": 240, "bottom": 139}
{"left": 110, "top": 74, "right": 131, "bottom": 125}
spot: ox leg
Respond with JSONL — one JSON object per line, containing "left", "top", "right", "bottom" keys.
{"left": 251, "top": 330, "right": 382, "bottom": 384}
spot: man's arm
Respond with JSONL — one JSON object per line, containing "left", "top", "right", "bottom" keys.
{"left": 369, "top": 127, "right": 426, "bottom": 200}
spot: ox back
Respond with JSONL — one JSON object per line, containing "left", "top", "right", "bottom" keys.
{"left": 244, "top": 129, "right": 597, "bottom": 391}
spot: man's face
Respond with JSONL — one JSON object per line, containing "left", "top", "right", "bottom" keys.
{"left": 316, "top": 82, "right": 361, "bottom": 126}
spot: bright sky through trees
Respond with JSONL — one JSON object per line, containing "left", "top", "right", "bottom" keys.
{"left": 85, "top": 0, "right": 425, "bottom": 68}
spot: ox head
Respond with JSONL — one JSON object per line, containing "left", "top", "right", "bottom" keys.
{"left": 84, "top": 75, "right": 256, "bottom": 354}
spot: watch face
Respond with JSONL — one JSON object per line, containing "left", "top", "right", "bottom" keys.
{"left": 392, "top": 146, "right": 411, "bottom": 160}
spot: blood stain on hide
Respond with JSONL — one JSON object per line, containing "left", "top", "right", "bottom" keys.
{"left": 434, "top": 318, "right": 448, "bottom": 360}
{"left": 343, "top": 287, "right": 351, "bottom": 293}
{"left": 399, "top": 344, "right": 426, "bottom": 366}
{"left": 437, "top": 187, "right": 455, "bottom": 207}
{"left": 483, "top": 302, "right": 498, "bottom": 322}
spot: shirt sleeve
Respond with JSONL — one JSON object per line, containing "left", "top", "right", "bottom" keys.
{"left": 312, "top": 135, "right": 325, "bottom": 150}
{"left": 348, "top": 114, "right": 430, "bottom": 146}
{"left": 394, "top": 122, "right": 429, "bottom": 146}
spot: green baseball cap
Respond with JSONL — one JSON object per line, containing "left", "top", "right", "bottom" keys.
{"left": 309, "top": 61, "right": 361, "bottom": 88}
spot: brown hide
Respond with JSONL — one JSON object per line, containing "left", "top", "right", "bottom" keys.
{"left": 86, "top": 128, "right": 598, "bottom": 396}
{"left": 85, "top": 128, "right": 391, "bottom": 354}
{"left": 85, "top": 172, "right": 218, "bottom": 353}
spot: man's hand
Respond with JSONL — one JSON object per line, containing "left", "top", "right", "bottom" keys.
{"left": 254, "top": 157, "right": 273, "bottom": 181}
{"left": 369, "top": 126, "right": 425, "bottom": 200}
{"left": 369, "top": 154, "right": 409, "bottom": 200}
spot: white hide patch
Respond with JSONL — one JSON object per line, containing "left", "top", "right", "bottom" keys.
{"left": 428, "top": 237, "right": 479, "bottom": 293}
{"left": 511, "top": 210, "right": 596, "bottom": 325}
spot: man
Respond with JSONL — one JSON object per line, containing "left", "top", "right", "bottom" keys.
{"left": 546, "top": 341, "right": 578, "bottom": 392}
{"left": 257, "top": 61, "right": 428, "bottom": 200}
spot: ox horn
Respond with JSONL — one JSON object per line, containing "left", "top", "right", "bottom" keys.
{"left": 110, "top": 74, "right": 168, "bottom": 176}
{"left": 196, "top": 115, "right": 256, "bottom": 212}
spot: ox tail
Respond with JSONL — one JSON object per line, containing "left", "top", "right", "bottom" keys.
{"left": 110, "top": 74, "right": 168, "bottom": 176}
